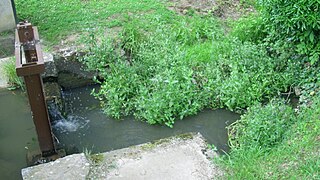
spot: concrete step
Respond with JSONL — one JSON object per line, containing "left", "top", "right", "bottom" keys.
{"left": 21, "top": 132, "right": 223, "bottom": 180}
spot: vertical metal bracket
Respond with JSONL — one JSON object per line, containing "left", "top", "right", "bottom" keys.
{"left": 15, "top": 21, "right": 57, "bottom": 158}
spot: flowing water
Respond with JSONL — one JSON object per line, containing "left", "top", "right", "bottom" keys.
{"left": 0, "top": 86, "right": 240, "bottom": 179}
{"left": 55, "top": 85, "right": 240, "bottom": 153}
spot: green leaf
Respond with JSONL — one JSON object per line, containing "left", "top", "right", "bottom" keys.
{"left": 309, "top": 32, "right": 314, "bottom": 43}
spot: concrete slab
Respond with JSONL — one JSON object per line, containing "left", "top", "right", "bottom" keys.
{"left": 21, "top": 133, "right": 223, "bottom": 180}
{"left": 0, "top": 31, "right": 15, "bottom": 58}
{"left": 102, "top": 133, "right": 222, "bottom": 180}
{"left": 21, "top": 153, "right": 90, "bottom": 180}
{"left": 0, "top": 0, "right": 16, "bottom": 32}
{"left": 0, "top": 57, "right": 11, "bottom": 88}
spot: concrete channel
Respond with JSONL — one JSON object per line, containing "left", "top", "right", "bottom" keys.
{"left": 21, "top": 132, "right": 223, "bottom": 180}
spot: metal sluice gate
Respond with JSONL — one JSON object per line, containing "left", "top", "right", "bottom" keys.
{"left": 15, "top": 21, "right": 64, "bottom": 163}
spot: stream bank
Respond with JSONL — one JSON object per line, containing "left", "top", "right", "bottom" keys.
{"left": 0, "top": 50, "right": 240, "bottom": 179}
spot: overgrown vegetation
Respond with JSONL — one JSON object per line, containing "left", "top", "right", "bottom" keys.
{"left": 218, "top": 1, "right": 319, "bottom": 178}
{"left": 219, "top": 96, "right": 320, "bottom": 179}
{"left": 82, "top": 17, "right": 298, "bottom": 126}
{"left": 81, "top": 9, "right": 302, "bottom": 127}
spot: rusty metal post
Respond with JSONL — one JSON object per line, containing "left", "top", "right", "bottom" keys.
{"left": 15, "top": 21, "right": 56, "bottom": 157}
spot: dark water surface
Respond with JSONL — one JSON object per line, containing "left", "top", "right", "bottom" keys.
{"left": 0, "top": 86, "right": 239, "bottom": 180}
{"left": 56, "top": 86, "right": 240, "bottom": 154}
{"left": 0, "top": 89, "right": 39, "bottom": 180}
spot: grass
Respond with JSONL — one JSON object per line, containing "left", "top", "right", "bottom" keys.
{"left": 218, "top": 96, "right": 320, "bottom": 179}
{"left": 84, "top": 148, "right": 104, "bottom": 165}
{"left": 15, "top": 0, "right": 170, "bottom": 45}
{"left": 1, "top": 58, "right": 24, "bottom": 90}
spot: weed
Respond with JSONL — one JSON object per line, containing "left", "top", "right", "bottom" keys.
{"left": 81, "top": 14, "right": 225, "bottom": 127}
{"left": 293, "top": 64, "right": 320, "bottom": 107}
{"left": 84, "top": 148, "right": 104, "bottom": 165}
{"left": 1, "top": 58, "right": 24, "bottom": 90}
{"left": 89, "top": 154, "right": 104, "bottom": 165}
{"left": 203, "top": 38, "right": 298, "bottom": 110}
{"left": 207, "top": 144, "right": 218, "bottom": 152}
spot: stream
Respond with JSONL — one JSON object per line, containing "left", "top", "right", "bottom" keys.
{"left": 0, "top": 86, "right": 240, "bottom": 179}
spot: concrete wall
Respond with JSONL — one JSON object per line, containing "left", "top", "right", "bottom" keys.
{"left": 0, "top": 0, "right": 15, "bottom": 32}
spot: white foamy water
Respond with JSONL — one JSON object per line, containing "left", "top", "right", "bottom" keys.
{"left": 52, "top": 115, "right": 89, "bottom": 133}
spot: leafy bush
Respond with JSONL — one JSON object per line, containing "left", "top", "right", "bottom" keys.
{"left": 82, "top": 33, "right": 121, "bottom": 71}
{"left": 89, "top": 22, "right": 211, "bottom": 127}
{"left": 95, "top": 62, "right": 140, "bottom": 119}
{"left": 258, "top": 0, "right": 320, "bottom": 64}
{"left": 296, "top": 65, "right": 320, "bottom": 107}
{"left": 228, "top": 100, "right": 296, "bottom": 151}
{"left": 82, "top": 14, "right": 299, "bottom": 127}
{"left": 206, "top": 38, "right": 297, "bottom": 110}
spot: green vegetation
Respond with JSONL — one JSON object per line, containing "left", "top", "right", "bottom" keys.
{"left": 15, "top": 0, "right": 319, "bottom": 178}
{"left": 259, "top": 0, "right": 320, "bottom": 65}
{"left": 15, "top": 0, "right": 167, "bottom": 45}
{"left": 228, "top": 100, "right": 296, "bottom": 151}
{"left": 84, "top": 149, "right": 105, "bottom": 179}
{"left": 89, "top": 153, "right": 104, "bottom": 165}
{"left": 219, "top": 96, "right": 320, "bottom": 179}
{"left": 84, "top": 148, "right": 104, "bottom": 165}
{"left": 82, "top": 17, "right": 298, "bottom": 127}
{"left": 16, "top": 0, "right": 318, "bottom": 126}
{"left": 1, "top": 58, "right": 24, "bottom": 90}
{"left": 229, "top": 13, "right": 266, "bottom": 43}
{"left": 217, "top": 1, "right": 320, "bottom": 179}
{"left": 80, "top": 7, "right": 303, "bottom": 127}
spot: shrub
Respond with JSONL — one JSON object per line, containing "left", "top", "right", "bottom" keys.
{"left": 91, "top": 22, "right": 210, "bottom": 127}
{"left": 83, "top": 16, "right": 223, "bottom": 127}
{"left": 94, "top": 61, "right": 140, "bottom": 119}
{"left": 228, "top": 100, "right": 296, "bottom": 151}
{"left": 81, "top": 33, "right": 121, "bottom": 71}
{"left": 259, "top": 0, "right": 320, "bottom": 64}
{"left": 205, "top": 38, "right": 297, "bottom": 110}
